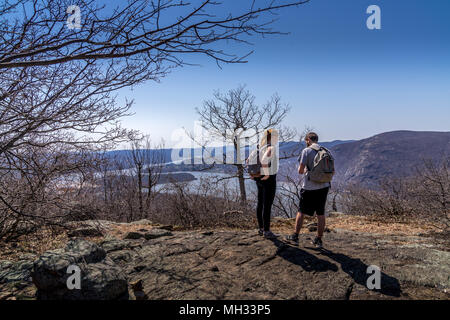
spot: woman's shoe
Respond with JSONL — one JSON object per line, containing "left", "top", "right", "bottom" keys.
{"left": 263, "top": 231, "right": 277, "bottom": 239}
{"left": 258, "top": 229, "right": 264, "bottom": 236}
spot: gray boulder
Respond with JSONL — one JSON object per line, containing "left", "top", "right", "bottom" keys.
{"left": 36, "top": 259, "right": 128, "bottom": 300}
{"left": 144, "top": 229, "right": 172, "bottom": 240}
{"left": 32, "top": 239, "right": 128, "bottom": 300}
{"left": 101, "top": 239, "right": 136, "bottom": 253}
{"left": 124, "top": 232, "right": 145, "bottom": 240}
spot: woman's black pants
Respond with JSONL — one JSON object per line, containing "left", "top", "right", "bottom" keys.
{"left": 255, "top": 175, "right": 277, "bottom": 232}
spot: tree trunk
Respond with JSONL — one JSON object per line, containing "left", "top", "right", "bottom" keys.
{"left": 237, "top": 164, "right": 247, "bottom": 203}
{"left": 233, "top": 139, "right": 247, "bottom": 203}
{"left": 332, "top": 193, "right": 338, "bottom": 212}
{"left": 146, "top": 168, "right": 152, "bottom": 216}
{"left": 137, "top": 165, "right": 143, "bottom": 219}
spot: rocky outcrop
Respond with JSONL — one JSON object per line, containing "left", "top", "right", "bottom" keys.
{"left": 1, "top": 226, "right": 449, "bottom": 300}
{"left": 31, "top": 239, "right": 128, "bottom": 300}
{"left": 0, "top": 260, "right": 33, "bottom": 284}
{"left": 0, "top": 259, "right": 35, "bottom": 299}
{"left": 108, "top": 229, "right": 448, "bottom": 300}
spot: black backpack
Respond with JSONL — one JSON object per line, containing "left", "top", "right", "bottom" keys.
{"left": 247, "top": 145, "right": 261, "bottom": 177}
{"left": 247, "top": 144, "right": 270, "bottom": 177}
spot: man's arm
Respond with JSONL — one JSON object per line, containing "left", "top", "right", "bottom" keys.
{"left": 298, "top": 148, "right": 308, "bottom": 175}
{"left": 298, "top": 163, "right": 306, "bottom": 175}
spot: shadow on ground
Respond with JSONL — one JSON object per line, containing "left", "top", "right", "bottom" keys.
{"left": 270, "top": 238, "right": 338, "bottom": 272}
{"left": 319, "top": 248, "right": 401, "bottom": 297}
{"left": 270, "top": 237, "right": 401, "bottom": 297}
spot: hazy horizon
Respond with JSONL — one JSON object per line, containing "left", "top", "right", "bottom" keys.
{"left": 112, "top": 129, "right": 449, "bottom": 151}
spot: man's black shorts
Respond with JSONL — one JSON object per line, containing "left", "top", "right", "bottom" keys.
{"left": 299, "top": 187, "right": 330, "bottom": 216}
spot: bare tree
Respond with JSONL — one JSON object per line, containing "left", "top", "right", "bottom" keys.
{"left": 327, "top": 181, "right": 345, "bottom": 212}
{"left": 153, "top": 175, "right": 255, "bottom": 229}
{"left": 0, "top": 0, "right": 310, "bottom": 230}
{"left": 127, "top": 136, "right": 165, "bottom": 220}
{"left": 0, "top": 58, "right": 138, "bottom": 228}
{"left": 0, "top": 141, "right": 99, "bottom": 240}
{"left": 414, "top": 158, "right": 449, "bottom": 229}
{"left": 0, "top": 0, "right": 310, "bottom": 69}
{"left": 196, "top": 85, "right": 291, "bottom": 202}
{"left": 417, "top": 158, "right": 449, "bottom": 213}
{"left": 272, "top": 165, "right": 303, "bottom": 218}
{"left": 341, "top": 158, "right": 449, "bottom": 229}
{"left": 270, "top": 126, "right": 320, "bottom": 217}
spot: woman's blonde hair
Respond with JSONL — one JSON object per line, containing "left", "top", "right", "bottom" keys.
{"left": 259, "top": 128, "right": 278, "bottom": 147}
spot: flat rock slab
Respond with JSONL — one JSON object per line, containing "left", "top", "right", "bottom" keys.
{"left": 117, "top": 230, "right": 449, "bottom": 300}
{"left": 144, "top": 229, "right": 173, "bottom": 240}
{"left": 124, "top": 229, "right": 172, "bottom": 240}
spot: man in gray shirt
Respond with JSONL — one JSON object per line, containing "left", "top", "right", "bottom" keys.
{"left": 286, "top": 132, "right": 331, "bottom": 248}
{"left": 299, "top": 147, "right": 331, "bottom": 191}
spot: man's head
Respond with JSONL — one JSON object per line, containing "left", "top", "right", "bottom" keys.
{"left": 305, "top": 132, "right": 318, "bottom": 146}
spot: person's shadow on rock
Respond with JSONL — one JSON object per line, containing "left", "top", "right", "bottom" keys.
{"left": 269, "top": 238, "right": 338, "bottom": 272}
{"left": 319, "top": 248, "right": 402, "bottom": 297}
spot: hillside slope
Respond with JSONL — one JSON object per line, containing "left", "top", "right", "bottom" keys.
{"left": 331, "top": 131, "right": 450, "bottom": 186}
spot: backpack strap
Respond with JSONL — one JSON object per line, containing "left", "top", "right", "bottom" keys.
{"left": 308, "top": 144, "right": 321, "bottom": 152}
{"left": 257, "top": 144, "right": 260, "bottom": 163}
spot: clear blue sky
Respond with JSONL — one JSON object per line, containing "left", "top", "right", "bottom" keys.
{"left": 117, "top": 0, "right": 450, "bottom": 147}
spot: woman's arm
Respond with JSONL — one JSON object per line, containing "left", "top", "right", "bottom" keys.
{"left": 260, "top": 146, "right": 274, "bottom": 177}
{"left": 260, "top": 146, "right": 273, "bottom": 166}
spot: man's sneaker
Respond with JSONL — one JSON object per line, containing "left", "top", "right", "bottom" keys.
{"left": 312, "top": 236, "right": 323, "bottom": 249}
{"left": 258, "top": 229, "right": 264, "bottom": 236}
{"left": 263, "top": 231, "right": 277, "bottom": 239}
{"left": 286, "top": 233, "right": 299, "bottom": 243}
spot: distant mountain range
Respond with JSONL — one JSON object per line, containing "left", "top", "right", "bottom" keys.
{"left": 105, "top": 131, "right": 450, "bottom": 187}
{"left": 106, "top": 140, "right": 354, "bottom": 166}
{"left": 331, "top": 130, "right": 450, "bottom": 186}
